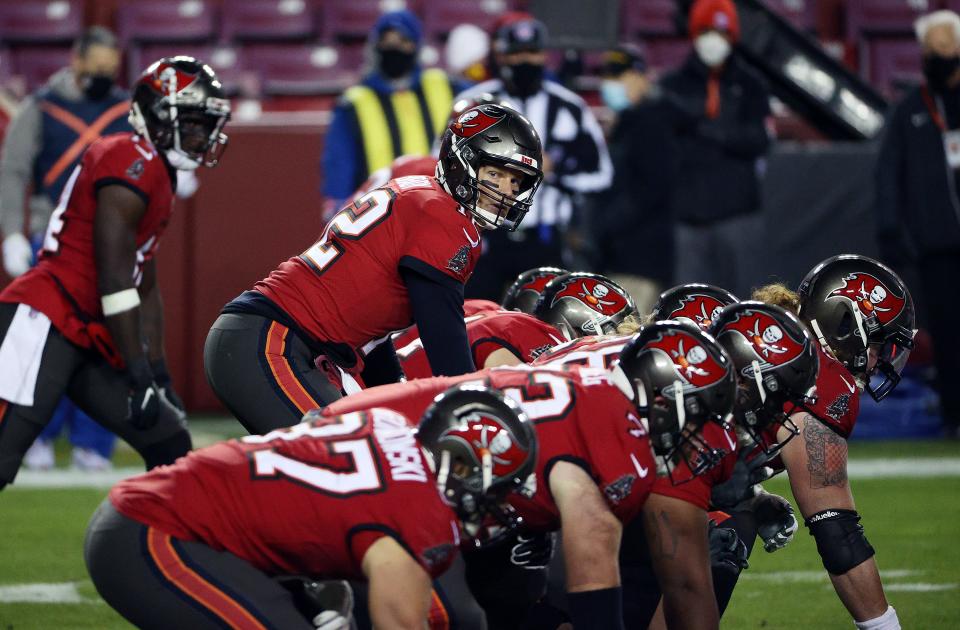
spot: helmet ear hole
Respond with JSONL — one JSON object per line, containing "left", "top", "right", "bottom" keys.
{"left": 836, "top": 310, "right": 853, "bottom": 339}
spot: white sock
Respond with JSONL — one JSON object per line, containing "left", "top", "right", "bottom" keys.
{"left": 854, "top": 605, "right": 900, "bottom": 630}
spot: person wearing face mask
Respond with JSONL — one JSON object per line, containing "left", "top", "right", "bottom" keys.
{"left": 321, "top": 10, "right": 467, "bottom": 218}
{"left": 876, "top": 9, "right": 960, "bottom": 440}
{"left": 452, "top": 12, "right": 613, "bottom": 302}
{"left": 593, "top": 45, "right": 681, "bottom": 314}
{"left": 0, "top": 26, "right": 129, "bottom": 473}
{"left": 659, "top": 0, "right": 771, "bottom": 300}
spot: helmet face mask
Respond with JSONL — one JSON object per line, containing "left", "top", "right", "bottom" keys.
{"left": 798, "top": 255, "right": 916, "bottom": 401}
{"left": 418, "top": 385, "right": 538, "bottom": 548}
{"left": 437, "top": 104, "right": 543, "bottom": 231}
{"left": 533, "top": 273, "right": 638, "bottom": 341}
{"left": 613, "top": 321, "right": 737, "bottom": 485}
{"left": 130, "top": 56, "right": 231, "bottom": 170}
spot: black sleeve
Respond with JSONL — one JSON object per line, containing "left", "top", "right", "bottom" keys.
{"left": 360, "top": 337, "right": 404, "bottom": 387}
{"left": 399, "top": 259, "right": 475, "bottom": 377}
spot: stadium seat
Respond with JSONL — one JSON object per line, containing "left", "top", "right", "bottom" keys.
{"left": 116, "top": 0, "right": 218, "bottom": 45}
{"left": 321, "top": 0, "right": 416, "bottom": 42}
{"left": 238, "top": 42, "right": 365, "bottom": 95}
{"left": 422, "top": 0, "right": 510, "bottom": 42}
{"left": 620, "top": 0, "right": 680, "bottom": 39}
{"left": 0, "top": 0, "right": 84, "bottom": 44}
{"left": 761, "top": 0, "right": 817, "bottom": 32}
{"left": 645, "top": 37, "right": 690, "bottom": 73}
{"left": 221, "top": 0, "right": 318, "bottom": 43}
{"left": 8, "top": 46, "right": 72, "bottom": 92}
{"left": 865, "top": 37, "right": 922, "bottom": 97}
{"left": 846, "top": 0, "right": 929, "bottom": 41}
{"left": 129, "top": 44, "right": 248, "bottom": 96}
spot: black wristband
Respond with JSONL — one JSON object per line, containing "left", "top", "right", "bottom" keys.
{"left": 127, "top": 356, "right": 154, "bottom": 389}
{"left": 567, "top": 587, "right": 625, "bottom": 630}
{"left": 150, "top": 358, "right": 171, "bottom": 386}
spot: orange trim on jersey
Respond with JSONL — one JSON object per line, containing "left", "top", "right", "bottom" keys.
{"left": 428, "top": 589, "right": 450, "bottom": 630}
{"left": 145, "top": 528, "right": 267, "bottom": 630}
{"left": 40, "top": 100, "right": 130, "bottom": 187}
{"left": 263, "top": 321, "right": 321, "bottom": 414}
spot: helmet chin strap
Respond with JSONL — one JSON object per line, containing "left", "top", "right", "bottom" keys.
{"left": 752, "top": 360, "right": 767, "bottom": 404}
{"left": 437, "top": 449, "right": 451, "bottom": 496}
{"left": 481, "top": 450, "right": 493, "bottom": 493}
{"left": 674, "top": 380, "right": 686, "bottom": 432}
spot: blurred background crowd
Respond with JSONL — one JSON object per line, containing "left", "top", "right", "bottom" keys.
{"left": 0, "top": 0, "right": 956, "bottom": 454}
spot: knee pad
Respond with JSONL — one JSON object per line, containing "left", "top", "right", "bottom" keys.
{"left": 141, "top": 429, "right": 192, "bottom": 469}
{"left": 805, "top": 509, "right": 875, "bottom": 575}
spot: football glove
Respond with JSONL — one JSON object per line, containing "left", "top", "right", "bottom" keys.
{"left": 312, "top": 610, "right": 351, "bottom": 630}
{"left": 151, "top": 359, "right": 185, "bottom": 413}
{"left": 708, "top": 521, "right": 749, "bottom": 575}
{"left": 2, "top": 233, "right": 33, "bottom": 277}
{"left": 710, "top": 447, "right": 775, "bottom": 509}
{"left": 509, "top": 531, "right": 555, "bottom": 570}
{"left": 126, "top": 357, "right": 161, "bottom": 430}
{"left": 754, "top": 493, "right": 798, "bottom": 553}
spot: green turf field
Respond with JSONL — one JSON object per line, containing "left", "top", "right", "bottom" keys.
{"left": 1, "top": 430, "right": 958, "bottom": 629}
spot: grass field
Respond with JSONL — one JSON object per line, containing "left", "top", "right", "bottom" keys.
{"left": 1, "top": 425, "right": 958, "bottom": 629}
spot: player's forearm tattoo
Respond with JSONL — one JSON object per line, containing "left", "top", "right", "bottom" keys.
{"left": 802, "top": 419, "right": 848, "bottom": 489}
{"left": 645, "top": 510, "right": 679, "bottom": 559}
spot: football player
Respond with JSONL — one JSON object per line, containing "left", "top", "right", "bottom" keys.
{"left": 650, "top": 282, "right": 741, "bottom": 330}
{"left": 204, "top": 104, "right": 544, "bottom": 433}
{"left": 0, "top": 57, "right": 230, "bottom": 488}
{"left": 750, "top": 255, "right": 915, "bottom": 630}
{"left": 532, "top": 272, "right": 639, "bottom": 340}
{"left": 85, "top": 388, "right": 536, "bottom": 629}
{"left": 500, "top": 266, "right": 568, "bottom": 313}
{"left": 325, "top": 322, "right": 737, "bottom": 630}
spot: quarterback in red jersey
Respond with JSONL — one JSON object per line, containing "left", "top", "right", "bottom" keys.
{"left": 0, "top": 57, "right": 230, "bottom": 488}
{"left": 85, "top": 390, "right": 537, "bottom": 629}
{"left": 205, "top": 104, "right": 544, "bottom": 434}
{"left": 348, "top": 154, "right": 439, "bottom": 207}
{"left": 750, "top": 255, "right": 916, "bottom": 630}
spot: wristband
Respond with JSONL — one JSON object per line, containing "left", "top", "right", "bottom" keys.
{"left": 567, "top": 586, "right": 625, "bottom": 630}
{"left": 101, "top": 288, "right": 140, "bottom": 316}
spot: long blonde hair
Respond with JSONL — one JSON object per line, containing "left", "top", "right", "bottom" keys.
{"left": 751, "top": 283, "right": 800, "bottom": 314}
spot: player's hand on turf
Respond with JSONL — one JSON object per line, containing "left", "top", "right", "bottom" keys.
{"left": 710, "top": 446, "right": 774, "bottom": 509}
{"left": 510, "top": 531, "right": 555, "bottom": 570}
{"left": 754, "top": 493, "right": 798, "bottom": 553}
{"left": 126, "top": 357, "right": 161, "bottom": 429}
{"left": 151, "top": 359, "right": 185, "bottom": 413}
{"left": 708, "top": 521, "right": 749, "bottom": 575}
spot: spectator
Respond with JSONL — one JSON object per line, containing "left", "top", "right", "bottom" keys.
{"left": 321, "top": 10, "right": 465, "bottom": 216}
{"left": 593, "top": 45, "right": 680, "bottom": 313}
{"left": 876, "top": 10, "right": 960, "bottom": 438}
{"left": 0, "top": 26, "right": 129, "bottom": 471}
{"left": 660, "top": 0, "right": 771, "bottom": 298}
{"left": 445, "top": 23, "right": 490, "bottom": 84}
{"left": 454, "top": 13, "right": 613, "bottom": 300}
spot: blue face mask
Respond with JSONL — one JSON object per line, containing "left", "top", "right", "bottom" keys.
{"left": 601, "top": 79, "right": 630, "bottom": 112}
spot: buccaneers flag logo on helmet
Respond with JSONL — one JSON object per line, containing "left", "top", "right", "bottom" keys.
{"left": 452, "top": 412, "right": 527, "bottom": 478}
{"left": 643, "top": 329, "right": 728, "bottom": 391}
{"left": 666, "top": 295, "right": 728, "bottom": 331}
{"left": 552, "top": 277, "right": 629, "bottom": 318}
{"left": 827, "top": 273, "right": 906, "bottom": 326}
{"left": 452, "top": 106, "right": 505, "bottom": 138}
{"left": 724, "top": 309, "right": 806, "bottom": 368}
{"left": 522, "top": 271, "right": 561, "bottom": 294}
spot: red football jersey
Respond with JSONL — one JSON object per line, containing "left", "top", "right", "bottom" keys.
{"left": 797, "top": 345, "right": 861, "bottom": 438}
{"left": 534, "top": 334, "right": 738, "bottom": 510}
{"left": 350, "top": 155, "right": 438, "bottom": 204}
{"left": 464, "top": 299, "right": 501, "bottom": 316}
{"left": 324, "top": 365, "right": 657, "bottom": 531}
{"left": 110, "top": 408, "right": 460, "bottom": 580}
{"left": 0, "top": 133, "right": 174, "bottom": 363}
{"left": 396, "top": 310, "right": 564, "bottom": 379}
{"left": 255, "top": 176, "right": 482, "bottom": 368}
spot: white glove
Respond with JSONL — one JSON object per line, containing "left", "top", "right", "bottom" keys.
{"left": 312, "top": 610, "right": 351, "bottom": 630}
{"left": 2, "top": 232, "right": 33, "bottom": 277}
{"left": 175, "top": 169, "right": 200, "bottom": 198}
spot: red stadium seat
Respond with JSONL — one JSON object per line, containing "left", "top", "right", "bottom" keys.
{"left": 221, "top": 0, "right": 318, "bottom": 43}
{"left": 620, "top": 0, "right": 679, "bottom": 39}
{"left": 645, "top": 37, "right": 690, "bottom": 73}
{"left": 846, "top": 0, "right": 928, "bottom": 40}
{"left": 238, "top": 42, "right": 365, "bottom": 95}
{"left": 421, "top": 0, "right": 510, "bottom": 42}
{"left": 129, "top": 44, "right": 248, "bottom": 95}
{"left": 0, "top": 0, "right": 84, "bottom": 44}
{"left": 761, "top": 0, "right": 817, "bottom": 32}
{"left": 321, "top": 0, "right": 419, "bottom": 42}
{"left": 8, "top": 45, "right": 72, "bottom": 91}
{"left": 865, "top": 37, "right": 922, "bottom": 97}
{"left": 116, "top": 0, "right": 218, "bottom": 45}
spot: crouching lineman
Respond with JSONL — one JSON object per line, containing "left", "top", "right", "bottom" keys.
{"left": 0, "top": 57, "right": 231, "bottom": 488}
{"left": 205, "top": 104, "right": 543, "bottom": 433}
{"left": 325, "top": 321, "right": 739, "bottom": 629}
{"left": 85, "top": 388, "right": 536, "bottom": 629}
{"left": 747, "top": 255, "right": 915, "bottom": 630}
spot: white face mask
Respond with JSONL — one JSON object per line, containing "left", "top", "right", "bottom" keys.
{"left": 694, "top": 32, "right": 731, "bottom": 68}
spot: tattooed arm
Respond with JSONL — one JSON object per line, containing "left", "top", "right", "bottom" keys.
{"left": 642, "top": 493, "right": 719, "bottom": 630}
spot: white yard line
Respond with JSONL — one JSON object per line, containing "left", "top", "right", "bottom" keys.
{"left": 741, "top": 569, "right": 919, "bottom": 583}
{"left": 0, "top": 582, "right": 85, "bottom": 603}
{"left": 886, "top": 583, "right": 958, "bottom": 592}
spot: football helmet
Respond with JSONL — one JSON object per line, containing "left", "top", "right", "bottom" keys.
{"left": 129, "top": 56, "right": 230, "bottom": 170}
{"left": 533, "top": 272, "right": 638, "bottom": 340}
{"left": 711, "top": 302, "right": 818, "bottom": 455}
{"left": 501, "top": 266, "right": 568, "bottom": 313}
{"left": 436, "top": 104, "right": 543, "bottom": 231}
{"left": 611, "top": 321, "right": 737, "bottom": 484}
{"left": 798, "top": 255, "right": 916, "bottom": 401}
{"left": 418, "top": 384, "right": 538, "bottom": 547}
{"left": 652, "top": 283, "right": 740, "bottom": 331}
